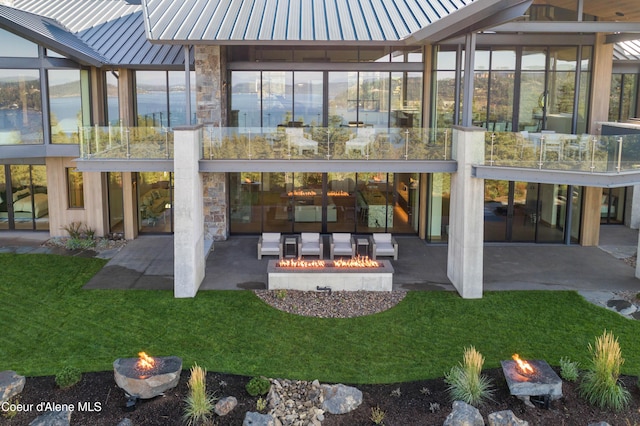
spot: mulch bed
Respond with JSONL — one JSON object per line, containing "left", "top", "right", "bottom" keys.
{"left": 4, "top": 368, "right": 640, "bottom": 425}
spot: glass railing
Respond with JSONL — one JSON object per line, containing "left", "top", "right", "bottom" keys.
{"left": 201, "top": 126, "right": 452, "bottom": 161}
{"left": 78, "top": 126, "right": 174, "bottom": 159}
{"left": 483, "top": 131, "right": 640, "bottom": 173}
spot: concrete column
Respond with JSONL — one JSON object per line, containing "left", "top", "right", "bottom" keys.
{"left": 173, "top": 125, "right": 205, "bottom": 298}
{"left": 629, "top": 185, "right": 640, "bottom": 229}
{"left": 447, "top": 126, "right": 485, "bottom": 299}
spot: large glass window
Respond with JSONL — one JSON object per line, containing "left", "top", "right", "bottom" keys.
{"left": 229, "top": 172, "right": 419, "bottom": 235}
{"left": 0, "top": 28, "right": 38, "bottom": 57}
{"left": 1, "top": 165, "right": 49, "bottom": 231}
{"left": 48, "top": 69, "right": 82, "bottom": 144}
{"left": 107, "top": 172, "right": 124, "bottom": 234}
{"left": 609, "top": 74, "right": 638, "bottom": 122}
{"left": 137, "top": 172, "right": 173, "bottom": 233}
{"left": 427, "top": 173, "right": 450, "bottom": 242}
{"left": 135, "top": 71, "right": 195, "bottom": 127}
{"left": 262, "top": 71, "right": 292, "bottom": 127}
{"left": 0, "top": 69, "right": 43, "bottom": 144}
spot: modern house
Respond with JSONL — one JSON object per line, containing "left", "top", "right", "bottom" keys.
{"left": 1, "top": 0, "right": 640, "bottom": 297}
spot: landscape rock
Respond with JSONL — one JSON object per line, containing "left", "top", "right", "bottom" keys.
{"left": 116, "top": 419, "right": 133, "bottom": 426}
{"left": 215, "top": 396, "right": 238, "bottom": 416}
{"left": 0, "top": 370, "right": 25, "bottom": 403}
{"left": 28, "top": 409, "right": 71, "bottom": 426}
{"left": 488, "top": 410, "right": 528, "bottom": 426}
{"left": 443, "top": 400, "right": 484, "bottom": 426}
{"left": 588, "top": 423, "right": 611, "bottom": 426}
{"left": 243, "top": 411, "right": 278, "bottom": 426}
{"left": 321, "top": 383, "right": 363, "bottom": 414}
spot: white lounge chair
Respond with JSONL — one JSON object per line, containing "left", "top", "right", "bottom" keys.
{"left": 285, "top": 128, "right": 318, "bottom": 155}
{"left": 346, "top": 128, "right": 375, "bottom": 155}
{"left": 371, "top": 233, "right": 398, "bottom": 260}
{"left": 298, "top": 232, "right": 323, "bottom": 259}
{"left": 257, "top": 232, "right": 282, "bottom": 259}
{"left": 329, "top": 233, "right": 355, "bottom": 259}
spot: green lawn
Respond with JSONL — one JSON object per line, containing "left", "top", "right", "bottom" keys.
{"left": 1, "top": 252, "right": 639, "bottom": 384}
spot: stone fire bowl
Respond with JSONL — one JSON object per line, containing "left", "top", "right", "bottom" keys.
{"left": 113, "top": 356, "right": 182, "bottom": 399}
{"left": 500, "top": 359, "right": 562, "bottom": 400}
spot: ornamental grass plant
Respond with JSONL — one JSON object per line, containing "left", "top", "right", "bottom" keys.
{"left": 444, "top": 346, "right": 494, "bottom": 406}
{"left": 579, "top": 330, "right": 630, "bottom": 411}
{"left": 183, "top": 363, "right": 216, "bottom": 426}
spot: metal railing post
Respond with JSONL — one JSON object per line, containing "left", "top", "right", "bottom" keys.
{"left": 590, "top": 136, "right": 596, "bottom": 173}
{"left": 443, "top": 129, "right": 448, "bottom": 160}
{"left": 489, "top": 133, "right": 495, "bottom": 166}
{"left": 404, "top": 129, "right": 409, "bottom": 160}
{"left": 616, "top": 136, "right": 623, "bottom": 173}
{"left": 126, "top": 128, "right": 131, "bottom": 159}
{"left": 538, "top": 135, "right": 545, "bottom": 169}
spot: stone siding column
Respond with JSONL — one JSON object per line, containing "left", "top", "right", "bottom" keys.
{"left": 173, "top": 125, "right": 205, "bottom": 298}
{"left": 195, "top": 45, "right": 228, "bottom": 241}
{"left": 447, "top": 126, "right": 485, "bottom": 299}
{"left": 203, "top": 172, "right": 228, "bottom": 241}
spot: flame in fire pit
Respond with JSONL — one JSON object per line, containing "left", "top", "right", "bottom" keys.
{"left": 278, "top": 259, "right": 326, "bottom": 268}
{"left": 512, "top": 354, "right": 534, "bottom": 375}
{"left": 333, "top": 256, "right": 380, "bottom": 268}
{"left": 137, "top": 352, "right": 156, "bottom": 370}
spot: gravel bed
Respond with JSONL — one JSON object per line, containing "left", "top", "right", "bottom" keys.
{"left": 254, "top": 289, "right": 407, "bottom": 318}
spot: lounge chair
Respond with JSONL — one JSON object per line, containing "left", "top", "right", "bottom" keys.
{"left": 329, "top": 233, "right": 355, "bottom": 259}
{"left": 371, "top": 233, "right": 398, "bottom": 260}
{"left": 257, "top": 232, "right": 282, "bottom": 259}
{"left": 298, "top": 232, "right": 323, "bottom": 259}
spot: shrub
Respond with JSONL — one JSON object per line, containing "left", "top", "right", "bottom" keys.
{"left": 245, "top": 376, "right": 271, "bottom": 396}
{"left": 559, "top": 357, "right": 580, "bottom": 382}
{"left": 183, "top": 363, "right": 216, "bottom": 426}
{"left": 55, "top": 365, "right": 82, "bottom": 389}
{"left": 62, "top": 221, "right": 84, "bottom": 239}
{"left": 579, "top": 330, "right": 630, "bottom": 411}
{"left": 370, "top": 406, "right": 386, "bottom": 425}
{"left": 444, "top": 346, "right": 494, "bottom": 406}
{"left": 256, "top": 397, "right": 267, "bottom": 412}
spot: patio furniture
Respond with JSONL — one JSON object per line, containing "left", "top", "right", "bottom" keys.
{"left": 329, "top": 233, "right": 355, "bottom": 259}
{"left": 257, "top": 232, "right": 283, "bottom": 259}
{"left": 285, "top": 128, "right": 318, "bottom": 155}
{"left": 298, "top": 232, "right": 323, "bottom": 259}
{"left": 371, "top": 233, "right": 398, "bottom": 260}
{"left": 346, "top": 128, "right": 375, "bottom": 155}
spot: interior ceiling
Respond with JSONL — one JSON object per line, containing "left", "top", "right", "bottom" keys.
{"left": 542, "top": 0, "right": 640, "bottom": 22}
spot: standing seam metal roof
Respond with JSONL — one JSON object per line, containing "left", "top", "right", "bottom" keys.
{"left": 141, "top": 0, "right": 475, "bottom": 43}
{"left": 10, "top": 0, "right": 188, "bottom": 66}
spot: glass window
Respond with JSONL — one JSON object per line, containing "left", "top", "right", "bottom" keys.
{"left": 137, "top": 172, "right": 173, "bottom": 233}
{"left": 436, "top": 49, "right": 458, "bottom": 70}
{"left": 263, "top": 71, "right": 292, "bottom": 127}
{"left": 360, "top": 46, "right": 390, "bottom": 62}
{"left": 106, "top": 71, "right": 120, "bottom": 126}
{"left": 518, "top": 71, "right": 545, "bottom": 131}
{"left": 328, "top": 72, "right": 358, "bottom": 126}
{"left": 293, "top": 72, "right": 323, "bottom": 126}
{"left": 45, "top": 49, "right": 66, "bottom": 59}
{"left": 359, "top": 72, "right": 388, "bottom": 128}
{"left": 0, "top": 69, "right": 43, "bottom": 144}
{"left": 433, "top": 71, "right": 457, "bottom": 130}
{"left": 136, "top": 71, "right": 168, "bottom": 127}
{"left": 67, "top": 168, "right": 84, "bottom": 208}
{"left": 48, "top": 69, "right": 82, "bottom": 144}
{"left": 521, "top": 48, "right": 547, "bottom": 71}
{"left": 0, "top": 165, "right": 6, "bottom": 230}
{"left": 0, "top": 28, "right": 38, "bottom": 57}
{"left": 107, "top": 172, "right": 124, "bottom": 234}
{"left": 492, "top": 49, "right": 516, "bottom": 70}
{"left": 428, "top": 173, "right": 450, "bottom": 242}
{"left": 230, "top": 71, "right": 260, "bottom": 128}
{"left": 391, "top": 47, "right": 423, "bottom": 63}
{"left": 168, "top": 70, "right": 196, "bottom": 126}
{"left": 293, "top": 48, "right": 327, "bottom": 62}
{"left": 475, "top": 50, "right": 490, "bottom": 71}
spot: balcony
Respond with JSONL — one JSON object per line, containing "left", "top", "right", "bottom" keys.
{"left": 477, "top": 131, "right": 640, "bottom": 186}
{"left": 78, "top": 126, "right": 174, "bottom": 159}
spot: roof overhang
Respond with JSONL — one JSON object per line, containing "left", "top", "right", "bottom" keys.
{"left": 0, "top": 6, "right": 106, "bottom": 67}
{"left": 406, "top": 0, "right": 533, "bottom": 44}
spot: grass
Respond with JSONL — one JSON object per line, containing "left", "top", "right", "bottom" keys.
{"left": 3, "top": 253, "right": 640, "bottom": 384}
{"left": 444, "top": 346, "right": 494, "bottom": 406}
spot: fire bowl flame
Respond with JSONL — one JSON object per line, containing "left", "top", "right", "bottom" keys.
{"left": 501, "top": 358, "right": 562, "bottom": 406}
{"left": 114, "top": 354, "right": 182, "bottom": 399}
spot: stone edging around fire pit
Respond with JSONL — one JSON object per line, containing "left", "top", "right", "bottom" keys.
{"left": 254, "top": 289, "right": 407, "bottom": 318}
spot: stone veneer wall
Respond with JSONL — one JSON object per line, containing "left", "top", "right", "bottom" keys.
{"left": 195, "top": 45, "right": 227, "bottom": 126}
{"left": 203, "top": 172, "right": 227, "bottom": 241}
{"left": 196, "top": 45, "right": 228, "bottom": 241}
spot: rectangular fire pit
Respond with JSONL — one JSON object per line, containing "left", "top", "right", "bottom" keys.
{"left": 267, "top": 259, "right": 394, "bottom": 291}
{"left": 501, "top": 357, "right": 562, "bottom": 405}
